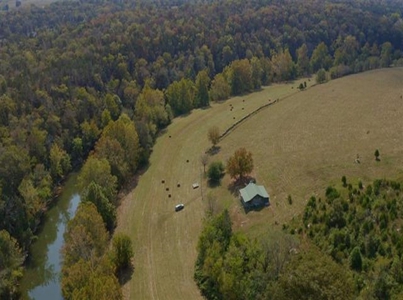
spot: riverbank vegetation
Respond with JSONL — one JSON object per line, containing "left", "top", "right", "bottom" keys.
{"left": 0, "top": 0, "right": 403, "bottom": 297}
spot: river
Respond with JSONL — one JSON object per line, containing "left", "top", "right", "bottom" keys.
{"left": 19, "top": 173, "right": 80, "bottom": 300}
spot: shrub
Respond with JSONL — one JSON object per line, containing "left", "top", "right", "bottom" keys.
{"left": 342, "top": 176, "right": 347, "bottom": 187}
{"left": 111, "top": 233, "right": 133, "bottom": 273}
{"left": 207, "top": 161, "right": 225, "bottom": 184}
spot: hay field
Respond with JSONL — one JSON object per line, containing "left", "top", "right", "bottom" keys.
{"left": 117, "top": 68, "right": 403, "bottom": 299}
{"left": 116, "top": 78, "right": 311, "bottom": 300}
{"left": 214, "top": 68, "right": 403, "bottom": 236}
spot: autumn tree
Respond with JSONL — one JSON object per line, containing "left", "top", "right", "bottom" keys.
{"left": 62, "top": 202, "right": 109, "bottom": 268}
{"left": 208, "top": 126, "right": 220, "bottom": 147}
{"left": 135, "top": 83, "right": 169, "bottom": 133}
{"left": 271, "top": 49, "right": 297, "bottom": 81}
{"left": 229, "top": 59, "right": 253, "bottom": 95}
{"left": 95, "top": 114, "right": 141, "bottom": 184}
{"left": 210, "top": 73, "right": 231, "bottom": 101}
{"left": 227, "top": 148, "right": 254, "bottom": 180}
{"left": 62, "top": 256, "right": 122, "bottom": 300}
{"left": 0, "top": 230, "right": 24, "bottom": 299}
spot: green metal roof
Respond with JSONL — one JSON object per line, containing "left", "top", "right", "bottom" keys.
{"left": 240, "top": 183, "right": 269, "bottom": 203}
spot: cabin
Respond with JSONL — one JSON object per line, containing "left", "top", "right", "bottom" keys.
{"left": 239, "top": 182, "right": 270, "bottom": 209}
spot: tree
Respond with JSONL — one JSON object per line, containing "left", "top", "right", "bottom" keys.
{"left": 227, "top": 148, "right": 254, "bottom": 181}
{"left": 62, "top": 202, "right": 109, "bottom": 268}
{"left": 165, "top": 78, "right": 195, "bottom": 116}
{"left": 380, "top": 42, "right": 393, "bottom": 67}
{"left": 297, "top": 43, "right": 310, "bottom": 76}
{"left": 316, "top": 68, "right": 327, "bottom": 84}
{"left": 82, "top": 182, "right": 116, "bottom": 231}
{"left": 374, "top": 149, "right": 380, "bottom": 161}
{"left": 95, "top": 114, "right": 141, "bottom": 184}
{"left": 195, "top": 70, "right": 211, "bottom": 108}
{"left": 349, "top": 246, "right": 362, "bottom": 271}
{"left": 275, "top": 248, "right": 355, "bottom": 300}
{"left": 62, "top": 256, "right": 122, "bottom": 300}
{"left": 210, "top": 73, "right": 231, "bottom": 101}
{"left": 111, "top": 233, "right": 134, "bottom": 273}
{"left": 207, "top": 161, "right": 225, "bottom": 184}
{"left": 49, "top": 143, "right": 71, "bottom": 182}
{"left": 208, "top": 126, "right": 220, "bottom": 147}
{"left": 310, "top": 42, "right": 332, "bottom": 72}
{"left": 200, "top": 154, "right": 209, "bottom": 174}
{"left": 229, "top": 59, "right": 253, "bottom": 95}
{"left": 78, "top": 157, "right": 117, "bottom": 202}
{"left": 0, "top": 230, "right": 24, "bottom": 299}
{"left": 271, "top": 49, "right": 297, "bottom": 81}
{"left": 250, "top": 56, "right": 263, "bottom": 90}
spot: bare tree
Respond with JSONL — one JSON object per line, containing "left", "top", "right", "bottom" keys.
{"left": 200, "top": 153, "right": 209, "bottom": 174}
{"left": 207, "top": 126, "right": 220, "bottom": 147}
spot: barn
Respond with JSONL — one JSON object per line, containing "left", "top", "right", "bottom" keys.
{"left": 239, "top": 182, "right": 270, "bottom": 209}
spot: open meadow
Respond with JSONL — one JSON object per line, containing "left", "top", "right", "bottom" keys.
{"left": 116, "top": 68, "right": 403, "bottom": 299}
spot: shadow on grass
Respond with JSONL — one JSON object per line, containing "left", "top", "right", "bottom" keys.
{"left": 117, "top": 264, "right": 134, "bottom": 286}
{"left": 206, "top": 146, "right": 221, "bottom": 156}
{"left": 243, "top": 202, "right": 270, "bottom": 214}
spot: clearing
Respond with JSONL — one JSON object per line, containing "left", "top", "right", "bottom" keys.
{"left": 116, "top": 78, "right": 311, "bottom": 300}
{"left": 117, "top": 68, "right": 403, "bottom": 299}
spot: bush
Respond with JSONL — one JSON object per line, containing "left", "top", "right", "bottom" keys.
{"left": 316, "top": 68, "right": 327, "bottom": 84}
{"left": 111, "top": 233, "right": 133, "bottom": 273}
{"left": 342, "top": 176, "right": 347, "bottom": 187}
{"left": 207, "top": 161, "right": 225, "bottom": 184}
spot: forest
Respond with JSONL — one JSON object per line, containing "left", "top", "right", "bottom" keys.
{"left": 1, "top": 0, "right": 403, "bottom": 298}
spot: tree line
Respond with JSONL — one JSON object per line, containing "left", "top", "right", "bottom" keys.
{"left": 1, "top": 0, "right": 403, "bottom": 297}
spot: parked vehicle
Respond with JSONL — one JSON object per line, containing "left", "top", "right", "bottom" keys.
{"left": 175, "top": 204, "right": 184, "bottom": 212}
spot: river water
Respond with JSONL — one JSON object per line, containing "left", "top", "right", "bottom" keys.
{"left": 19, "top": 174, "right": 80, "bottom": 300}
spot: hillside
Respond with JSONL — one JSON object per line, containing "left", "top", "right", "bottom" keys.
{"left": 215, "top": 68, "right": 403, "bottom": 235}
{"left": 117, "top": 68, "right": 403, "bottom": 299}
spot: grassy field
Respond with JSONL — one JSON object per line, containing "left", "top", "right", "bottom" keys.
{"left": 116, "top": 78, "right": 312, "bottom": 300}
{"left": 116, "top": 68, "right": 403, "bottom": 299}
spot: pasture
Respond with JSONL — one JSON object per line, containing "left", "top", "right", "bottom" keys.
{"left": 116, "top": 78, "right": 311, "bottom": 300}
{"left": 117, "top": 68, "right": 403, "bottom": 299}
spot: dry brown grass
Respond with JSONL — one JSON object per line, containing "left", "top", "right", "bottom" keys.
{"left": 116, "top": 78, "right": 311, "bottom": 300}
{"left": 213, "top": 68, "right": 403, "bottom": 237}
{"left": 116, "top": 68, "right": 403, "bottom": 299}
